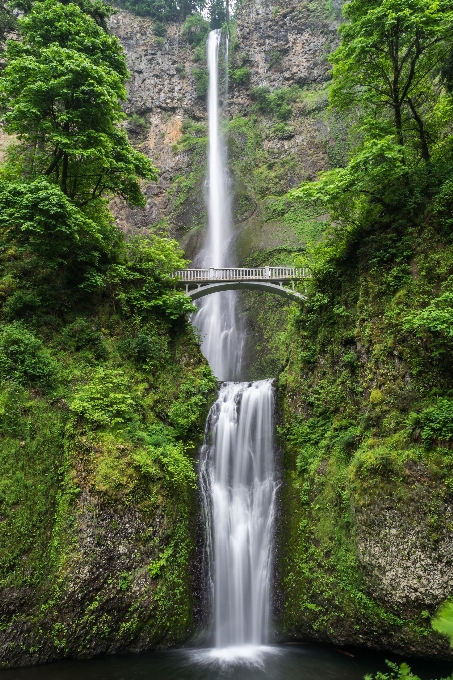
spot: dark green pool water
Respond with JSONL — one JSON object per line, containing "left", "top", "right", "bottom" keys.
{"left": 1, "top": 644, "right": 451, "bottom": 680}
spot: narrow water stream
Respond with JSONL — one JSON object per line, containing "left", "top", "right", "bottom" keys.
{"left": 191, "top": 28, "right": 243, "bottom": 381}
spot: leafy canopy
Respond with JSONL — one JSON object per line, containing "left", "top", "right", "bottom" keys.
{"left": 331, "top": 0, "right": 453, "bottom": 159}
{"left": 290, "top": 0, "right": 453, "bottom": 271}
{"left": 108, "top": 236, "right": 196, "bottom": 322}
{"left": 0, "top": 1, "right": 157, "bottom": 206}
{"left": 0, "top": 177, "right": 119, "bottom": 271}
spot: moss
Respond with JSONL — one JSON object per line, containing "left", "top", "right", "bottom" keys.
{"left": 276, "top": 220, "right": 453, "bottom": 654}
{"left": 0, "top": 306, "right": 216, "bottom": 665}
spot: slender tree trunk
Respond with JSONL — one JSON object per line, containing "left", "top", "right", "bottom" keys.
{"left": 394, "top": 102, "right": 405, "bottom": 147}
{"left": 61, "top": 153, "right": 68, "bottom": 195}
{"left": 407, "top": 97, "right": 430, "bottom": 163}
{"left": 44, "top": 148, "right": 63, "bottom": 176}
{"left": 225, "top": 0, "right": 229, "bottom": 25}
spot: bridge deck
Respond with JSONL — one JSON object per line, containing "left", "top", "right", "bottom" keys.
{"left": 172, "top": 267, "right": 310, "bottom": 284}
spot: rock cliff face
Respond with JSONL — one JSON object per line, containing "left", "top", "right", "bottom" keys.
{"left": 108, "top": 10, "right": 204, "bottom": 237}
{"left": 107, "top": 0, "right": 453, "bottom": 661}
{"left": 109, "top": 0, "right": 341, "bottom": 257}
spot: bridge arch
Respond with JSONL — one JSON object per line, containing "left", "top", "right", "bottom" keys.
{"left": 185, "top": 281, "right": 306, "bottom": 303}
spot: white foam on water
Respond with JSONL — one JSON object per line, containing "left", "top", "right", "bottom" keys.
{"left": 190, "top": 644, "right": 281, "bottom": 667}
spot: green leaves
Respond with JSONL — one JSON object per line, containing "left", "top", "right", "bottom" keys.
{"left": 108, "top": 236, "right": 196, "bottom": 322}
{"left": 330, "top": 0, "right": 453, "bottom": 158}
{"left": 0, "top": 177, "right": 114, "bottom": 271}
{"left": 407, "top": 399, "right": 453, "bottom": 447}
{"left": 70, "top": 368, "right": 138, "bottom": 427}
{"left": 432, "top": 599, "right": 453, "bottom": 647}
{"left": 0, "top": 322, "right": 56, "bottom": 389}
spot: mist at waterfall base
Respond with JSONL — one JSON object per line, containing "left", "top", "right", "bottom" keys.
{"left": 2, "top": 647, "right": 450, "bottom": 680}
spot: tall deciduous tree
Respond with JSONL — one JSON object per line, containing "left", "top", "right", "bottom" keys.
{"left": 330, "top": 0, "right": 453, "bottom": 162}
{"left": 0, "top": 0, "right": 157, "bottom": 206}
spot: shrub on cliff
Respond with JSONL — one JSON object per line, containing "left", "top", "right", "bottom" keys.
{"left": 0, "top": 323, "right": 56, "bottom": 389}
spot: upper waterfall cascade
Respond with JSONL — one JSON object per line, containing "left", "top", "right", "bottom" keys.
{"left": 191, "top": 29, "right": 242, "bottom": 382}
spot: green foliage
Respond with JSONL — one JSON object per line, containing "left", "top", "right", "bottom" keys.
{"left": 271, "top": 122, "right": 294, "bottom": 139}
{"left": 119, "top": 331, "right": 169, "bottom": 366}
{"left": 113, "top": 0, "right": 205, "bottom": 20}
{"left": 153, "top": 19, "right": 167, "bottom": 36}
{"left": 365, "top": 660, "right": 452, "bottom": 680}
{"left": 432, "top": 600, "right": 453, "bottom": 647}
{"left": 268, "top": 50, "right": 282, "bottom": 68}
{"left": 206, "top": 0, "right": 225, "bottom": 28}
{"left": 0, "top": 322, "right": 56, "bottom": 389}
{"left": 134, "top": 441, "right": 197, "bottom": 491}
{"left": 70, "top": 368, "right": 138, "bottom": 428}
{"left": 0, "top": 178, "right": 119, "bottom": 275}
{"left": 0, "top": 0, "right": 215, "bottom": 660}
{"left": 193, "top": 68, "right": 209, "bottom": 97}
{"left": 60, "top": 319, "right": 108, "bottom": 360}
{"left": 0, "top": 1, "right": 17, "bottom": 47}
{"left": 0, "top": 0, "right": 157, "bottom": 207}
{"left": 407, "top": 399, "right": 453, "bottom": 447}
{"left": 182, "top": 12, "right": 209, "bottom": 46}
{"left": 167, "top": 368, "right": 216, "bottom": 438}
{"left": 364, "top": 661, "right": 422, "bottom": 680}
{"left": 251, "top": 85, "right": 299, "bottom": 121}
{"left": 108, "top": 235, "right": 196, "bottom": 322}
{"left": 230, "top": 66, "right": 250, "bottom": 85}
{"left": 13, "top": 0, "right": 115, "bottom": 29}
{"left": 331, "top": 0, "right": 453, "bottom": 158}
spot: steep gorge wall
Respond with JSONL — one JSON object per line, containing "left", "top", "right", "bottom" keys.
{"left": 107, "top": 0, "right": 453, "bottom": 662}
{"left": 109, "top": 0, "right": 341, "bottom": 257}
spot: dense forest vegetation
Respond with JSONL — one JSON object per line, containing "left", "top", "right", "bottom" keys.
{"left": 273, "top": 0, "right": 453, "bottom": 673}
{"left": 0, "top": 0, "right": 216, "bottom": 665}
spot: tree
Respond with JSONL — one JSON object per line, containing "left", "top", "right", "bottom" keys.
{"left": 0, "top": 1, "right": 157, "bottom": 207}
{"left": 330, "top": 0, "right": 453, "bottom": 163}
{"left": 207, "top": 0, "right": 225, "bottom": 29}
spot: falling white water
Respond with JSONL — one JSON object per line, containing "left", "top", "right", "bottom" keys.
{"left": 200, "top": 380, "right": 277, "bottom": 651}
{"left": 192, "top": 29, "right": 242, "bottom": 381}
{"left": 192, "top": 28, "right": 277, "bottom": 658}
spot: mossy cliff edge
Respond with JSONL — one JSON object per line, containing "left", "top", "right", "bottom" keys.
{"left": 276, "top": 222, "right": 453, "bottom": 658}
{"left": 0, "top": 280, "right": 215, "bottom": 668}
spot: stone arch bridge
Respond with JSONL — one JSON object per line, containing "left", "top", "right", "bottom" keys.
{"left": 172, "top": 267, "right": 310, "bottom": 303}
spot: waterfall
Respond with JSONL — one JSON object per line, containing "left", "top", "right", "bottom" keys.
{"left": 200, "top": 380, "right": 277, "bottom": 650}
{"left": 192, "top": 29, "right": 277, "bottom": 655}
{"left": 192, "top": 29, "right": 242, "bottom": 382}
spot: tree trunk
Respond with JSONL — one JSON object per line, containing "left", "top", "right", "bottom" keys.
{"left": 61, "top": 153, "right": 68, "bottom": 195}
{"left": 407, "top": 97, "right": 430, "bottom": 163}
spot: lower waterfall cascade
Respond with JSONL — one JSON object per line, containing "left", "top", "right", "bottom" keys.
{"left": 199, "top": 380, "right": 277, "bottom": 651}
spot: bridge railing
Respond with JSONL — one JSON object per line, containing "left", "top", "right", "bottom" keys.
{"left": 172, "top": 267, "right": 310, "bottom": 281}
